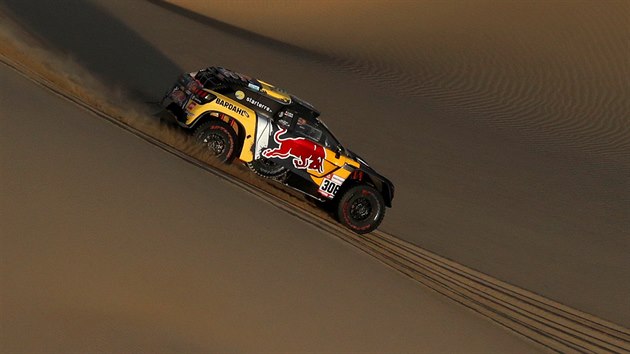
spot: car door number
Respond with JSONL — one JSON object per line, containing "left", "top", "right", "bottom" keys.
{"left": 318, "top": 175, "right": 344, "bottom": 198}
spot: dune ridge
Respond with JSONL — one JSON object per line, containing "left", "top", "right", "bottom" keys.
{"left": 2, "top": 0, "right": 629, "bottom": 329}
{"left": 167, "top": 0, "right": 630, "bottom": 168}
{"left": 2, "top": 20, "right": 628, "bottom": 352}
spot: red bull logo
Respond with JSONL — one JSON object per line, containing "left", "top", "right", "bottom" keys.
{"left": 262, "top": 129, "right": 326, "bottom": 173}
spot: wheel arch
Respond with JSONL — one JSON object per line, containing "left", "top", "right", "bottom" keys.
{"left": 339, "top": 168, "right": 393, "bottom": 208}
{"left": 191, "top": 111, "right": 247, "bottom": 157}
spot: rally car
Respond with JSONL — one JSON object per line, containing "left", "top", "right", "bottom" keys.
{"left": 161, "top": 67, "right": 394, "bottom": 233}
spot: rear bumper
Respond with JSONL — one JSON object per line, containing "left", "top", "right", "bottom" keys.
{"left": 161, "top": 86, "right": 190, "bottom": 125}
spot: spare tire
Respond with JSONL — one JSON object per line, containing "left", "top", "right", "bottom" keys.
{"left": 247, "top": 158, "right": 288, "bottom": 181}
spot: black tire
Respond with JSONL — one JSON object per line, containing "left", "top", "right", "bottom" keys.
{"left": 336, "top": 184, "right": 385, "bottom": 234}
{"left": 194, "top": 121, "right": 237, "bottom": 163}
{"left": 247, "top": 158, "right": 288, "bottom": 181}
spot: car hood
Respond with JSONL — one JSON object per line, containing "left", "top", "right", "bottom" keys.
{"left": 345, "top": 149, "right": 370, "bottom": 167}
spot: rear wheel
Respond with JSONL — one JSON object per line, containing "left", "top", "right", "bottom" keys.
{"left": 337, "top": 184, "right": 385, "bottom": 234}
{"left": 247, "top": 158, "right": 288, "bottom": 181}
{"left": 194, "top": 121, "right": 237, "bottom": 163}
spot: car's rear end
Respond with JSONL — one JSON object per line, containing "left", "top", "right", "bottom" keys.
{"left": 161, "top": 71, "right": 217, "bottom": 127}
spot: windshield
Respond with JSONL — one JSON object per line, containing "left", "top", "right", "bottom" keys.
{"left": 316, "top": 120, "right": 342, "bottom": 150}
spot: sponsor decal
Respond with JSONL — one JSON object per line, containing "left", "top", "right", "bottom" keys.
{"left": 235, "top": 90, "right": 245, "bottom": 100}
{"left": 215, "top": 97, "right": 249, "bottom": 118}
{"left": 278, "top": 118, "right": 290, "bottom": 127}
{"left": 262, "top": 129, "right": 326, "bottom": 173}
{"left": 246, "top": 97, "right": 272, "bottom": 113}
{"left": 318, "top": 174, "right": 344, "bottom": 198}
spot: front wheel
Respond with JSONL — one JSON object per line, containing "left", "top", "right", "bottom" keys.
{"left": 194, "top": 121, "right": 237, "bottom": 163}
{"left": 336, "top": 184, "right": 385, "bottom": 234}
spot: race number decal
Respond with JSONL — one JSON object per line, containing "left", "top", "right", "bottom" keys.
{"left": 318, "top": 174, "right": 344, "bottom": 198}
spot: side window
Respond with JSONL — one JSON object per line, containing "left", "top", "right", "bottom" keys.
{"left": 295, "top": 117, "right": 323, "bottom": 142}
{"left": 276, "top": 109, "right": 296, "bottom": 128}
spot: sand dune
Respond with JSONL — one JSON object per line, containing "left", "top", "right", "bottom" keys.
{"left": 169, "top": 0, "right": 630, "bottom": 165}
{"left": 152, "top": 0, "right": 630, "bottom": 325}
{"left": 1, "top": 0, "right": 629, "bottom": 331}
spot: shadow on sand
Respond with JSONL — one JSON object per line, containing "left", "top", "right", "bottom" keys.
{"left": 1, "top": 0, "right": 182, "bottom": 101}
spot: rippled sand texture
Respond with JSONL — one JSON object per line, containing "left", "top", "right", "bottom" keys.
{"left": 170, "top": 0, "right": 630, "bottom": 166}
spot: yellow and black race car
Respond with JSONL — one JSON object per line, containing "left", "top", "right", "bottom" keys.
{"left": 161, "top": 67, "right": 394, "bottom": 233}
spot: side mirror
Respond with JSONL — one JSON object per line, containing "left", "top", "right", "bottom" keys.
{"left": 335, "top": 146, "right": 342, "bottom": 159}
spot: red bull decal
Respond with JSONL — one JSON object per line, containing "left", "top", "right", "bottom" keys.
{"left": 262, "top": 129, "right": 326, "bottom": 173}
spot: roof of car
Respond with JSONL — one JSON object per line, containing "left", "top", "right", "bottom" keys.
{"left": 200, "top": 67, "right": 320, "bottom": 117}
{"left": 289, "top": 95, "right": 320, "bottom": 119}
{"left": 256, "top": 80, "right": 291, "bottom": 104}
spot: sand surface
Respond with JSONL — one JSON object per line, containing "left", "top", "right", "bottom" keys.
{"left": 0, "top": 63, "right": 539, "bottom": 352}
{"left": 156, "top": 0, "right": 630, "bottom": 326}
{"left": 1, "top": 0, "right": 628, "bottom": 337}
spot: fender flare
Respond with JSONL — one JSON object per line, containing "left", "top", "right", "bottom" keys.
{"left": 191, "top": 111, "right": 247, "bottom": 157}
{"left": 341, "top": 166, "right": 394, "bottom": 207}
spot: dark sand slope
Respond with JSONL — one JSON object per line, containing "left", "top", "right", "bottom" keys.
{"left": 1, "top": 0, "right": 629, "bottom": 328}
{"left": 0, "top": 64, "right": 540, "bottom": 352}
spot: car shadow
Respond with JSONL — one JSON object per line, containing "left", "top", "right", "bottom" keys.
{"left": 1, "top": 0, "right": 183, "bottom": 102}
